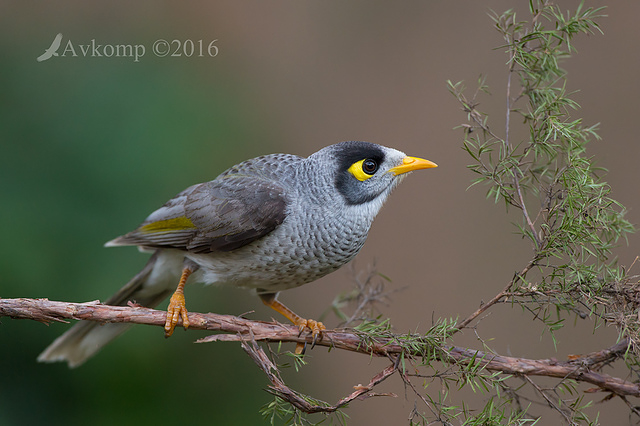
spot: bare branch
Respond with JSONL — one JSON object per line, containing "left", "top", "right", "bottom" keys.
{"left": 3, "top": 297, "right": 638, "bottom": 406}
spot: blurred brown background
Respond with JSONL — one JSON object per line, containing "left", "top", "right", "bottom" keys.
{"left": 1, "top": 1, "right": 639, "bottom": 424}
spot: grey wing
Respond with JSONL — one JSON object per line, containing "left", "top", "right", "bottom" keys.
{"left": 185, "top": 174, "right": 289, "bottom": 252}
{"left": 106, "top": 174, "right": 289, "bottom": 253}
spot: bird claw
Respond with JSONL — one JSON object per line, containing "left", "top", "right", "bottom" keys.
{"left": 164, "top": 292, "right": 189, "bottom": 337}
{"left": 296, "top": 342, "right": 307, "bottom": 355}
{"left": 294, "top": 318, "right": 325, "bottom": 354}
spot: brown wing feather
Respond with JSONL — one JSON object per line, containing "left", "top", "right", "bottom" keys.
{"left": 184, "top": 176, "right": 288, "bottom": 252}
{"left": 107, "top": 159, "right": 291, "bottom": 253}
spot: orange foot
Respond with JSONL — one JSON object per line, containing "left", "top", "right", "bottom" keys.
{"left": 164, "top": 266, "right": 193, "bottom": 337}
{"left": 293, "top": 318, "right": 326, "bottom": 354}
{"left": 164, "top": 291, "right": 189, "bottom": 337}
{"left": 259, "top": 293, "right": 326, "bottom": 354}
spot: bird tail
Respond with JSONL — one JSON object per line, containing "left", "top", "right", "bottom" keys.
{"left": 37, "top": 250, "right": 182, "bottom": 368}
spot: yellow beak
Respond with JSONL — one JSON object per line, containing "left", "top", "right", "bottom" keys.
{"left": 388, "top": 156, "right": 438, "bottom": 176}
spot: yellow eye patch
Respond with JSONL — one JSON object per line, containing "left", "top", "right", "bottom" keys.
{"left": 348, "top": 158, "right": 378, "bottom": 181}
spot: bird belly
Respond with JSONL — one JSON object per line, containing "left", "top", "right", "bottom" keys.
{"left": 185, "top": 219, "right": 368, "bottom": 292}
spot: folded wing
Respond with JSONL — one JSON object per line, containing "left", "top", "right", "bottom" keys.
{"left": 106, "top": 168, "right": 289, "bottom": 253}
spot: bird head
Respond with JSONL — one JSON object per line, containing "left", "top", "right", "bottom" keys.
{"left": 314, "top": 141, "right": 437, "bottom": 205}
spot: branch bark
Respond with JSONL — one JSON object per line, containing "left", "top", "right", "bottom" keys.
{"left": 2, "top": 297, "right": 638, "bottom": 407}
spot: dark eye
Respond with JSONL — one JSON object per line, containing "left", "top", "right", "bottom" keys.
{"left": 362, "top": 159, "right": 378, "bottom": 175}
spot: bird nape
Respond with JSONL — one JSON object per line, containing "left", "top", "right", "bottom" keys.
{"left": 38, "top": 141, "right": 437, "bottom": 367}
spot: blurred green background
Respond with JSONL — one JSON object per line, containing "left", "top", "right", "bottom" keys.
{"left": 2, "top": 1, "right": 640, "bottom": 424}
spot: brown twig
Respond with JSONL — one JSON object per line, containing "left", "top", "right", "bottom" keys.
{"left": 454, "top": 260, "right": 537, "bottom": 332}
{"left": 242, "top": 335, "right": 397, "bottom": 414}
{"left": 2, "top": 297, "right": 639, "bottom": 404}
{"left": 524, "top": 375, "right": 575, "bottom": 425}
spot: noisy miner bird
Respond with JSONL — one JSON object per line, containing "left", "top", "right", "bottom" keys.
{"left": 38, "top": 141, "right": 437, "bottom": 367}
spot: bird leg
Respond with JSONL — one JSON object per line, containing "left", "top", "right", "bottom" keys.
{"left": 164, "top": 263, "right": 196, "bottom": 337}
{"left": 259, "top": 293, "right": 326, "bottom": 354}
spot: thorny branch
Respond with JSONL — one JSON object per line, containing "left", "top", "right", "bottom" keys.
{"left": 2, "top": 297, "right": 639, "bottom": 414}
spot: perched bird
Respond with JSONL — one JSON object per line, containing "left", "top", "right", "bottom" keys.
{"left": 38, "top": 141, "right": 437, "bottom": 367}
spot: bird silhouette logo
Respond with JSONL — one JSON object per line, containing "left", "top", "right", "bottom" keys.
{"left": 37, "top": 33, "right": 63, "bottom": 62}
